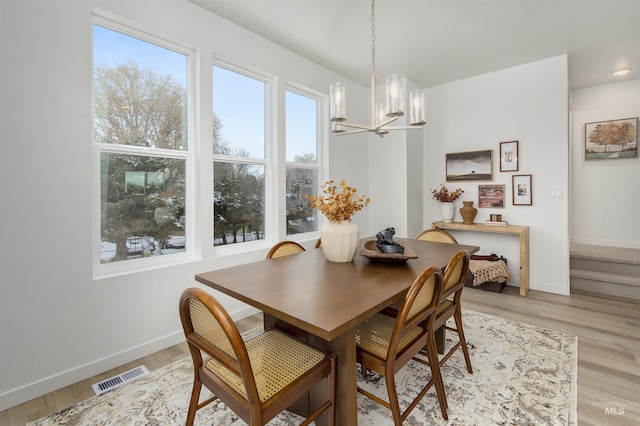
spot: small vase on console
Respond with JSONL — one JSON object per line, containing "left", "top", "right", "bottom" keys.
{"left": 441, "top": 202, "right": 455, "bottom": 222}
{"left": 459, "top": 201, "right": 478, "bottom": 224}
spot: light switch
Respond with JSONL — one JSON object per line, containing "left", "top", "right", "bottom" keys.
{"left": 549, "top": 188, "right": 563, "bottom": 199}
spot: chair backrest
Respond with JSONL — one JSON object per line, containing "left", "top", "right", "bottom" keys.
{"left": 265, "top": 240, "right": 306, "bottom": 259}
{"left": 415, "top": 229, "right": 458, "bottom": 244}
{"left": 442, "top": 250, "right": 470, "bottom": 298}
{"left": 179, "top": 288, "right": 260, "bottom": 403}
{"left": 389, "top": 266, "right": 443, "bottom": 359}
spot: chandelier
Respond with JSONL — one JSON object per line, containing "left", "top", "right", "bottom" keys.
{"left": 329, "top": 0, "right": 426, "bottom": 137}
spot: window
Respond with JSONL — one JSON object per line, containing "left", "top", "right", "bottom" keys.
{"left": 285, "top": 89, "right": 319, "bottom": 235}
{"left": 212, "top": 64, "right": 267, "bottom": 246}
{"left": 93, "top": 21, "right": 191, "bottom": 272}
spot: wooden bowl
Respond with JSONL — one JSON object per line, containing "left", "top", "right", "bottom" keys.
{"left": 359, "top": 239, "right": 418, "bottom": 263}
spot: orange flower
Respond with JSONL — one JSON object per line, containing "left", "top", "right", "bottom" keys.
{"left": 307, "top": 179, "right": 370, "bottom": 223}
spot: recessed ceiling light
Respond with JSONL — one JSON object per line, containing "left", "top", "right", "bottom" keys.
{"left": 613, "top": 68, "right": 631, "bottom": 76}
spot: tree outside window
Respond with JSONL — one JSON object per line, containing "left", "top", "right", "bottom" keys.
{"left": 93, "top": 23, "right": 189, "bottom": 264}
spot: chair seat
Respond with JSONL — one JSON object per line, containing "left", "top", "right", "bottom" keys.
{"left": 206, "top": 329, "right": 325, "bottom": 403}
{"left": 356, "top": 313, "right": 423, "bottom": 359}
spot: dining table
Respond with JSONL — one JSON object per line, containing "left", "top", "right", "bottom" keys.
{"left": 195, "top": 237, "right": 479, "bottom": 425}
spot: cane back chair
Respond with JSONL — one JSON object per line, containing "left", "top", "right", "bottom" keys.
{"left": 179, "top": 288, "right": 336, "bottom": 426}
{"left": 415, "top": 229, "right": 458, "bottom": 244}
{"left": 355, "top": 266, "right": 448, "bottom": 424}
{"left": 422, "top": 249, "right": 473, "bottom": 375}
{"left": 266, "top": 240, "right": 306, "bottom": 259}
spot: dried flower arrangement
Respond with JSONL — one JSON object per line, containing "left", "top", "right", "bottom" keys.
{"left": 308, "top": 179, "right": 370, "bottom": 223}
{"left": 431, "top": 184, "right": 464, "bottom": 202}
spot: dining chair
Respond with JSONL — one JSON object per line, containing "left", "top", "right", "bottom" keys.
{"left": 423, "top": 249, "right": 473, "bottom": 375}
{"left": 355, "top": 266, "right": 448, "bottom": 424}
{"left": 179, "top": 288, "right": 336, "bottom": 426}
{"left": 265, "top": 240, "right": 306, "bottom": 259}
{"left": 415, "top": 229, "right": 458, "bottom": 244}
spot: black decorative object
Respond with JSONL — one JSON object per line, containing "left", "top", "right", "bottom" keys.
{"left": 375, "top": 227, "right": 405, "bottom": 254}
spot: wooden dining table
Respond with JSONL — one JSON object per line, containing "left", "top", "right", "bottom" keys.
{"left": 195, "top": 237, "right": 479, "bottom": 425}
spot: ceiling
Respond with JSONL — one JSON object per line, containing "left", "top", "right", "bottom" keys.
{"left": 188, "top": 0, "right": 640, "bottom": 91}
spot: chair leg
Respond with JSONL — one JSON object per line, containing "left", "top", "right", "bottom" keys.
{"left": 384, "top": 372, "right": 403, "bottom": 426}
{"left": 426, "top": 335, "right": 449, "bottom": 420}
{"left": 186, "top": 373, "right": 202, "bottom": 426}
{"left": 454, "top": 308, "right": 473, "bottom": 374}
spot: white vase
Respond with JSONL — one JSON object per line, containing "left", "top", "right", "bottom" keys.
{"left": 320, "top": 221, "right": 360, "bottom": 262}
{"left": 441, "top": 202, "right": 455, "bottom": 222}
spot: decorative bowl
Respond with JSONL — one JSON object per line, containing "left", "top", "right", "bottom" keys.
{"left": 359, "top": 239, "right": 418, "bottom": 263}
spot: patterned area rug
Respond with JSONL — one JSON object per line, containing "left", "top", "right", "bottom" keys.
{"left": 29, "top": 310, "right": 577, "bottom": 425}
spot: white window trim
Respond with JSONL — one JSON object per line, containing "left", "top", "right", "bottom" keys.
{"left": 282, "top": 83, "right": 326, "bottom": 241}
{"left": 212, "top": 60, "right": 276, "bottom": 256}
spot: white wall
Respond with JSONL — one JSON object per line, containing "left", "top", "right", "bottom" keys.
{"left": 0, "top": 0, "right": 369, "bottom": 410}
{"left": 422, "top": 56, "right": 571, "bottom": 295}
{"left": 571, "top": 79, "right": 640, "bottom": 249}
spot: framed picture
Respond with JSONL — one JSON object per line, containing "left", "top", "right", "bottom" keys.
{"left": 499, "top": 140, "right": 519, "bottom": 171}
{"left": 584, "top": 117, "right": 638, "bottom": 160}
{"left": 445, "top": 150, "right": 492, "bottom": 181}
{"left": 478, "top": 184, "right": 505, "bottom": 208}
{"left": 512, "top": 174, "right": 532, "bottom": 206}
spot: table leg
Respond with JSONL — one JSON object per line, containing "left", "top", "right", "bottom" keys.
{"left": 435, "top": 326, "right": 445, "bottom": 354}
{"left": 310, "top": 329, "right": 357, "bottom": 426}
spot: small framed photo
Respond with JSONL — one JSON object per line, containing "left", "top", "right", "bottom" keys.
{"left": 478, "top": 184, "right": 505, "bottom": 208}
{"left": 512, "top": 174, "right": 532, "bottom": 206}
{"left": 445, "top": 149, "right": 493, "bottom": 181}
{"left": 499, "top": 140, "right": 519, "bottom": 172}
{"left": 584, "top": 118, "right": 638, "bottom": 160}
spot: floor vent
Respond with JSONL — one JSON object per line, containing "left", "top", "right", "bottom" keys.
{"left": 92, "top": 365, "right": 150, "bottom": 395}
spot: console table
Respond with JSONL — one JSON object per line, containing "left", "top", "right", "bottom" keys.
{"left": 432, "top": 221, "right": 529, "bottom": 296}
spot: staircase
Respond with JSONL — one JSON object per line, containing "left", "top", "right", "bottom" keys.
{"left": 570, "top": 244, "right": 640, "bottom": 300}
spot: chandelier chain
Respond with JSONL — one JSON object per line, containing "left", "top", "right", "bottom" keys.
{"left": 370, "top": 0, "right": 376, "bottom": 52}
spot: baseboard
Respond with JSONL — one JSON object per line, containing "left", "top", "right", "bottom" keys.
{"left": 571, "top": 237, "right": 640, "bottom": 250}
{"left": 0, "top": 330, "right": 185, "bottom": 411}
{"left": 0, "top": 305, "right": 262, "bottom": 412}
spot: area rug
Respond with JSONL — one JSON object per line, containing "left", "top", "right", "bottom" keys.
{"left": 29, "top": 310, "right": 577, "bottom": 425}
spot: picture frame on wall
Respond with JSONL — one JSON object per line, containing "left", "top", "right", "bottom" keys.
{"left": 512, "top": 174, "right": 532, "bottom": 205}
{"left": 445, "top": 150, "right": 493, "bottom": 181}
{"left": 499, "top": 140, "right": 519, "bottom": 171}
{"left": 584, "top": 117, "right": 638, "bottom": 160}
{"left": 478, "top": 184, "right": 505, "bottom": 208}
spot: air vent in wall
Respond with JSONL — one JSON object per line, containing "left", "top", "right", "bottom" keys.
{"left": 91, "top": 365, "right": 150, "bottom": 395}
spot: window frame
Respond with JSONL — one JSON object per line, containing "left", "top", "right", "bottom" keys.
{"left": 212, "top": 60, "right": 275, "bottom": 255}
{"left": 284, "top": 84, "right": 324, "bottom": 239}
{"left": 92, "top": 14, "right": 197, "bottom": 279}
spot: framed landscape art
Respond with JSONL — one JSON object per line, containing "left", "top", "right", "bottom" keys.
{"left": 512, "top": 174, "right": 532, "bottom": 205}
{"left": 478, "top": 184, "right": 505, "bottom": 208}
{"left": 499, "top": 140, "right": 519, "bottom": 171}
{"left": 584, "top": 117, "right": 638, "bottom": 160}
{"left": 445, "top": 150, "right": 492, "bottom": 181}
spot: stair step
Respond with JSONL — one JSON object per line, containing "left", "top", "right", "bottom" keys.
{"left": 571, "top": 257, "right": 640, "bottom": 276}
{"left": 570, "top": 244, "right": 640, "bottom": 300}
{"left": 570, "top": 269, "right": 640, "bottom": 287}
{"left": 570, "top": 243, "right": 640, "bottom": 265}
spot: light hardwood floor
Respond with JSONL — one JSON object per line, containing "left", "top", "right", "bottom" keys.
{"left": 2, "top": 287, "right": 639, "bottom": 425}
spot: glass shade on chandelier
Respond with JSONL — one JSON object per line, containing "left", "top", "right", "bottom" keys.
{"left": 329, "top": 82, "right": 346, "bottom": 122}
{"left": 409, "top": 89, "right": 426, "bottom": 126}
{"left": 385, "top": 75, "right": 404, "bottom": 117}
